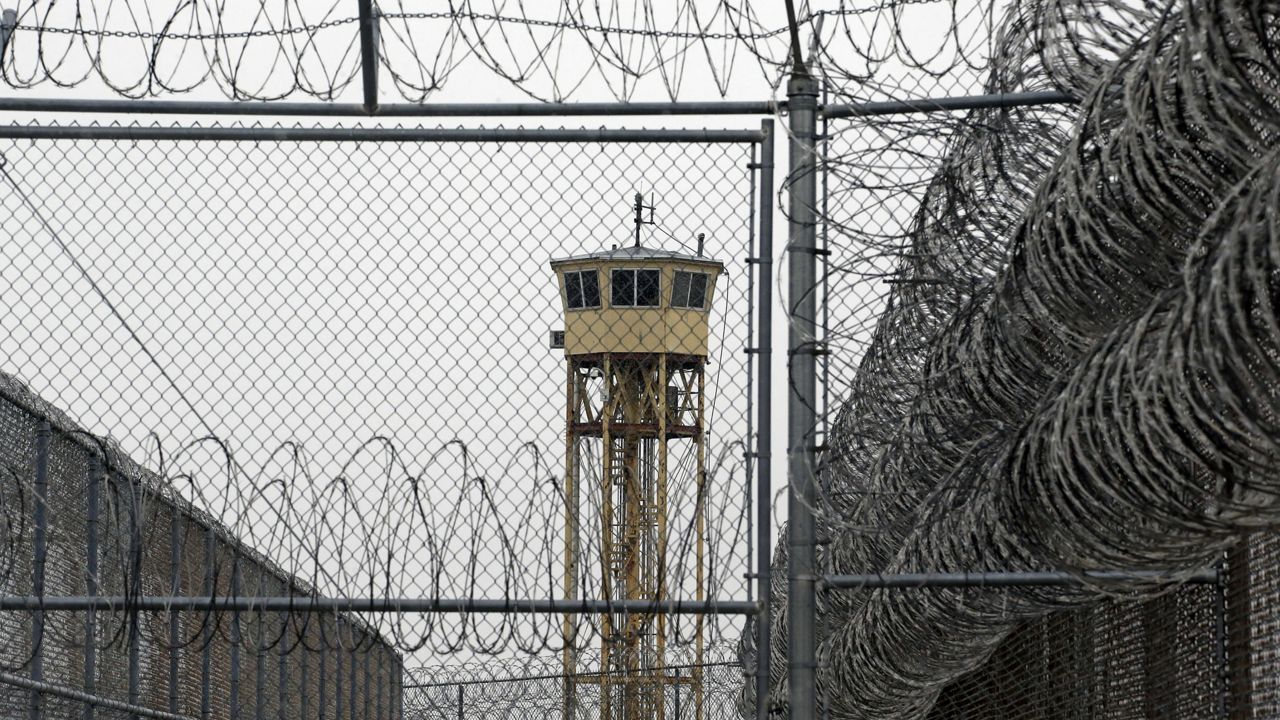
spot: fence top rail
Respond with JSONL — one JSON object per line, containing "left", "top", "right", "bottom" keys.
{"left": 0, "top": 595, "right": 760, "bottom": 615}
{"left": 0, "top": 123, "right": 766, "bottom": 143}
{"left": 0, "top": 97, "right": 783, "bottom": 118}
{"left": 0, "top": 91, "right": 1077, "bottom": 123}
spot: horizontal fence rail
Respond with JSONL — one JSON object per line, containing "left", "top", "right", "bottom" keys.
{"left": 0, "top": 98, "right": 783, "bottom": 117}
{"left": 821, "top": 569, "right": 1222, "bottom": 590}
{"left": 822, "top": 90, "right": 1079, "bottom": 118}
{"left": 0, "top": 124, "right": 766, "bottom": 143}
{"left": 0, "top": 671, "right": 196, "bottom": 720}
{"left": 0, "top": 596, "right": 759, "bottom": 614}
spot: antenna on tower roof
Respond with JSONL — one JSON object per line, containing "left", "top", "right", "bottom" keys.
{"left": 632, "top": 192, "right": 654, "bottom": 248}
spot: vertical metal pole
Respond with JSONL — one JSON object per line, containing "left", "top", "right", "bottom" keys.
{"left": 755, "top": 118, "right": 775, "bottom": 720}
{"left": 786, "top": 70, "right": 820, "bottom": 720}
{"left": 364, "top": 647, "right": 372, "bottom": 719}
{"left": 366, "top": 640, "right": 373, "bottom": 712}
{"left": 277, "top": 641, "right": 287, "bottom": 720}
{"left": 1224, "top": 540, "right": 1252, "bottom": 720}
{"left": 84, "top": 454, "right": 100, "bottom": 720}
{"left": 302, "top": 649, "right": 311, "bottom": 720}
{"left": 256, "top": 604, "right": 265, "bottom": 720}
{"left": 200, "top": 528, "right": 213, "bottom": 720}
{"left": 376, "top": 648, "right": 384, "bottom": 720}
{"left": 319, "top": 645, "right": 328, "bottom": 720}
{"left": 128, "top": 480, "right": 142, "bottom": 720}
{"left": 394, "top": 657, "right": 402, "bottom": 720}
{"left": 694, "top": 363, "right": 706, "bottom": 720}
{"left": 818, "top": 79, "right": 832, "bottom": 720}
{"left": 563, "top": 362, "right": 579, "bottom": 720}
{"left": 674, "top": 669, "right": 682, "bottom": 720}
{"left": 0, "top": 9, "right": 16, "bottom": 57}
{"left": 231, "top": 560, "right": 242, "bottom": 720}
{"left": 29, "top": 421, "right": 50, "bottom": 720}
{"left": 356, "top": 0, "right": 379, "bottom": 113}
{"left": 169, "top": 512, "right": 182, "bottom": 714}
{"left": 335, "top": 641, "right": 343, "bottom": 720}
{"left": 349, "top": 641, "right": 357, "bottom": 720}
{"left": 1213, "top": 558, "right": 1229, "bottom": 720}
{"left": 456, "top": 684, "right": 463, "bottom": 720}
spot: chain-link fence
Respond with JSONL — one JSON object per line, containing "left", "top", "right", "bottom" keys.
{"left": 402, "top": 646, "right": 745, "bottom": 720}
{"left": 6, "top": 7, "right": 1280, "bottom": 716}
{"left": 798, "top": 2, "right": 1280, "bottom": 711}
{"left": 0, "top": 123, "right": 770, "bottom": 719}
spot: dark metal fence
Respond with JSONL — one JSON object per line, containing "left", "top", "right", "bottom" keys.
{"left": 0, "top": 370, "right": 403, "bottom": 720}
{"left": 401, "top": 649, "right": 745, "bottom": 720}
{"left": 1, "top": 45, "right": 1279, "bottom": 720}
{"left": 0, "top": 122, "right": 771, "bottom": 719}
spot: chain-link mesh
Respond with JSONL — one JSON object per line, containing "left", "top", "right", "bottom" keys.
{"left": 0, "top": 125, "right": 763, "bottom": 718}
{"left": 925, "top": 585, "right": 1224, "bottom": 719}
{"left": 403, "top": 646, "right": 745, "bottom": 720}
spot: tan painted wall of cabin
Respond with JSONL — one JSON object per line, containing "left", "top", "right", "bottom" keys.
{"left": 553, "top": 259, "right": 721, "bottom": 357}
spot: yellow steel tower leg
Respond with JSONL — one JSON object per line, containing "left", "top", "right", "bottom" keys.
{"left": 600, "top": 355, "right": 614, "bottom": 720}
{"left": 656, "top": 353, "right": 668, "bottom": 720}
{"left": 563, "top": 362, "right": 580, "bottom": 720}
{"left": 695, "top": 361, "right": 706, "bottom": 720}
{"left": 621, "top": 427, "right": 641, "bottom": 719}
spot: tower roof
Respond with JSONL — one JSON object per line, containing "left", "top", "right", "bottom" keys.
{"left": 549, "top": 245, "right": 724, "bottom": 269}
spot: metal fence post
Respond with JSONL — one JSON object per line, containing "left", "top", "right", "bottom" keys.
{"left": 256, "top": 601, "right": 266, "bottom": 720}
{"left": 200, "top": 527, "right": 214, "bottom": 720}
{"left": 127, "top": 477, "right": 142, "bottom": 720}
{"left": 84, "top": 453, "right": 101, "bottom": 720}
{"left": 349, "top": 641, "right": 357, "bottom": 720}
{"left": 363, "top": 646, "right": 371, "bottom": 718}
{"left": 755, "top": 117, "right": 776, "bottom": 720}
{"left": 674, "top": 669, "right": 682, "bottom": 719}
{"left": 277, "top": 639, "right": 287, "bottom": 720}
{"left": 0, "top": 9, "right": 15, "bottom": 57}
{"left": 786, "top": 70, "right": 820, "bottom": 720}
{"left": 169, "top": 510, "right": 182, "bottom": 714}
{"left": 30, "top": 420, "right": 50, "bottom": 720}
{"left": 319, "top": 645, "right": 328, "bottom": 720}
{"left": 376, "top": 648, "right": 384, "bottom": 720}
{"left": 356, "top": 0, "right": 379, "bottom": 113}
{"left": 335, "top": 641, "right": 343, "bottom": 720}
{"left": 394, "top": 657, "right": 402, "bottom": 720}
{"left": 1214, "top": 556, "right": 1229, "bottom": 720}
{"left": 231, "top": 560, "right": 242, "bottom": 720}
{"left": 302, "top": 649, "right": 311, "bottom": 720}
{"left": 456, "top": 684, "right": 463, "bottom": 720}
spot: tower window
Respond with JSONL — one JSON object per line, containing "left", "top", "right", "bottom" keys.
{"left": 671, "top": 271, "right": 709, "bottom": 309}
{"left": 611, "top": 269, "right": 661, "bottom": 307}
{"left": 564, "top": 270, "right": 600, "bottom": 309}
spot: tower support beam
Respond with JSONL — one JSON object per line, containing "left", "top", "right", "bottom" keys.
{"left": 563, "top": 354, "right": 707, "bottom": 720}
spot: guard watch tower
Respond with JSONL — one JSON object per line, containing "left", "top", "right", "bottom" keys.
{"left": 551, "top": 197, "right": 722, "bottom": 720}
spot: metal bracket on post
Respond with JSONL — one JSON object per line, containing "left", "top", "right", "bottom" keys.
{"left": 786, "top": 70, "right": 821, "bottom": 720}
{"left": 0, "top": 9, "right": 16, "bottom": 61}
{"left": 356, "top": 0, "right": 379, "bottom": 114}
